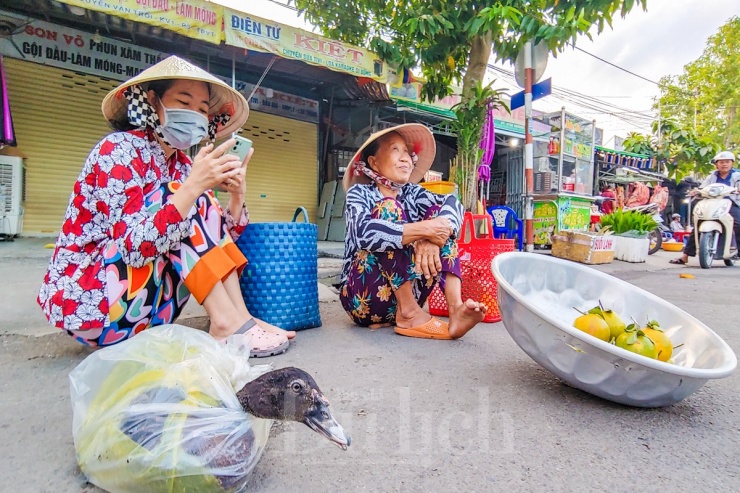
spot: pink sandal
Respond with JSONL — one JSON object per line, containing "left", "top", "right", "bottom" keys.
{"left": 222, "top": 319, "right": 290, "bottom": 358}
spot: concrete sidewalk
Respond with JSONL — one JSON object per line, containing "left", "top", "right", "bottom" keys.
{"left": 0, "top": 236, "right": 698, "bottom": 337}
{"left": 0, "top": 237, "right": 345, "bottom": 336}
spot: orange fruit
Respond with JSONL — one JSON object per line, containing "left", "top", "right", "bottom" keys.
{"left": 588, "top": 303, "right": 627, "bottom": 342}
{"left": 642, "top": 320, "right": 673, "bottom": 362}
{"left": 616, "top": 328, "right": 657, "bottom": 359}
{"left": 573, "top": 314, "right": 611, "bottom": 342}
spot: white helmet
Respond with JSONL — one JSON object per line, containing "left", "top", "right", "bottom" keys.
{"left": 711, "top": 150, "right": 736, "bottom": 163}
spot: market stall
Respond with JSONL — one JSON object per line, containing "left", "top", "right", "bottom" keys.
{"left": 596, "top": 153, "right": 666, "bottom": 211}
{"left": 532, "top": 109, "right": 598, "bottom": 246}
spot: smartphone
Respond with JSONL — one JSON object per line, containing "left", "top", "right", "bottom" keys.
{"left": 214, "top": 136, "right": 252, "bottom": 192}
{"left": 226, "top": 135, "right": 253, "bottom": 163}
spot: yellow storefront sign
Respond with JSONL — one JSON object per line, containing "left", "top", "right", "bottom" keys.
{"left": 56, "top": 0, "right": 223, "bottom": 44}
{"left": 224, "top": 8, "right": 387, "bottom": 82}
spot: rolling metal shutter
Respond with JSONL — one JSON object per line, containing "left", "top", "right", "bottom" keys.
{"left": 6, "top": 58, "right": 318, "bottom": 231}
{"left": 221, "top": 111, "right": 318, "bottom": 223}
{"left": 4, "top": 58, "right": 118, "bottom": 235}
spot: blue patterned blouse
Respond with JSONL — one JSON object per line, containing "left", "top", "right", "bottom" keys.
{"left": 341, "top": 183, "right": 464, "bottom": 284}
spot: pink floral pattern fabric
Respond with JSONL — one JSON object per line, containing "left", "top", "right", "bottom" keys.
{"left": 37, "top": 129, "right": 247, "bottom": 335}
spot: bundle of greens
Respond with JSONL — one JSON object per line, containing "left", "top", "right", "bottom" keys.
{"left": 599, "top": 209, "right": 658, "bottom": 238}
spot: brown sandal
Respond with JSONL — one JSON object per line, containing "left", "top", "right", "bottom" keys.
{"left": 669, "top": 258, "right": 687, "bottom": 265}
{"left": 394, "top": 317, "right": 452, "bottom": 340}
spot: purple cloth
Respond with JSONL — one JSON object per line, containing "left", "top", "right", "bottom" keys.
{"left": 0, "top": 54, "right": 16, "bottom": 147}
{"left": 477, "top": 105, "right": 495, "bottom": 182}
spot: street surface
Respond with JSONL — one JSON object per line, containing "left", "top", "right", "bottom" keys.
{"left": 1, "top": 239, "right": 737, "bottom": 492}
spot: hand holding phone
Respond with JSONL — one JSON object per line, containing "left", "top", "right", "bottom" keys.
{"left": 226, "top": 135, "right": 253, "bottom": 164}
{"left": 214, "top": 136, "right": 252, "bottom": 193}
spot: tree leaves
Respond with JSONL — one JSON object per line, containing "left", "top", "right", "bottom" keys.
{"left": 294, "top": 0, "right": 648, "bottom": 88}
{"left": 657, "top": 16, "right": 739, "bottom": 153}
{"left": 623, "top": 121, "right": 722, "bottom": 180}
{"left": 293, "top": 0, "right": 648, "bottom": 209}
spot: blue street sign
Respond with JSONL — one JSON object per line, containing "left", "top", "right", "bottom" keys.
{"left": 510, "top": 78, "right": 552, "bottom": 110}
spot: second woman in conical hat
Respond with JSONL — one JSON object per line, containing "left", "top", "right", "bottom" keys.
{"left": 38, "top": 55, "right": 294, "bottom": 357}
{"left": 339, "top": 123, "right": 488, "bottom": 339}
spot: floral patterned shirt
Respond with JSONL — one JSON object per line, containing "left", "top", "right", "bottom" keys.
{"left": 341, "top": 182, "right": 464, "bottom": 284}
{"left": 37, "top": 130, "right": 248, "bottom": 331}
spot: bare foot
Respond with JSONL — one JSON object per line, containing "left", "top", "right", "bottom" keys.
{"left": 254, "top": 317, "right": 296, "bottom": 339}
{"left": 448, "top": 299, "right": 487, "bottom": 339}
{"left": 394, "top": 307, "right": 432, "bottom": 330}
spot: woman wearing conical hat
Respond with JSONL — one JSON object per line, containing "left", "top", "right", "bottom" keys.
{"left": 38, "top": 56, "right": 293, "bottom": 357}
{"left": 340, "top": 124, "right": 488, "bottom": 339}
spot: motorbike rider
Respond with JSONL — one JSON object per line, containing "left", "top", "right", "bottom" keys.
{"left": 670, "top": 151, "right": 740, "bottom": 265}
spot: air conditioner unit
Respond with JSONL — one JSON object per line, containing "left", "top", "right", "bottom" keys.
{"left": 0, "top": 155, "right": 26, "bottom": 238}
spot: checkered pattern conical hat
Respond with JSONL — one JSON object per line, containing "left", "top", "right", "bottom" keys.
{"left": 101, "top": 55, "right": 248, "bottom": 139}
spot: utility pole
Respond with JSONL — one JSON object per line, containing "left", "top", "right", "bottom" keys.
{"left": 524, "top": 41, "right": 534, "bottom": 252}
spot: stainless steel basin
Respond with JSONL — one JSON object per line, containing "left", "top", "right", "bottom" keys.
{"left": 491, "top": 252, "right": 737, "bottom": 407}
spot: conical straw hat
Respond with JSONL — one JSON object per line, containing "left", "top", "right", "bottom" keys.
{"left": 343, "top": 123, "right": 436, "bottom": 191}
{"left": 101, "top": 55, "right": 248, "bottom": 139}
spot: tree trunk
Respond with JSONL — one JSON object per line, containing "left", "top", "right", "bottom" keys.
{"left": 458, "top": 33, "right": 493, "bottom": 211}
{"left": 462, "top": 33, "right": 493, "bottom": 101}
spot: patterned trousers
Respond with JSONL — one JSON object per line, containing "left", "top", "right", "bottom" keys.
{"left": 340, "top": 198, "right": 461, "bottom": 326}
{"left": 94, "top": 183, "right": 246, "bottom": 346}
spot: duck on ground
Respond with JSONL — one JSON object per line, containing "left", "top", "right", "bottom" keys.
{"left": 71, "top": 325, "right": 349, "bottom": 493}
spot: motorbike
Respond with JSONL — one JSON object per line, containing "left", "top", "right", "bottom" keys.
{"left": 690, "top": 183, "right": 737, "bottom": 269}
{"left": 629, "top": 202, "right": 665, "bottom": 255}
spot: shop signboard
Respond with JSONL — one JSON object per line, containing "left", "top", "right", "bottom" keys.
{"left": 55, "top": 0, "right": 223, "bottom": 44}
{"left": 552, "top": 112, "right": 593, "bottom": 159}
{"left": 493, "top": 104, "right": 551, "bottom": 139}
{"left": 388, "top": 70, "right": 460, "bottom": 116}
{"left": 533, "top": 200, "right": 557, "bottom": 245}
{"left": 558, "top": 196, "right": 592, "bottom": 231}
{"left": 389, "top": 81, "right": 460, "bottom": 117}
{"left": 219, "top": 78, "right": 319, "bottom": 124}
{"left": 0, "top": 17, "right": 166, "bottom": 80}
{"left": 224, "top": 8, "right": 387, "bottom": 83}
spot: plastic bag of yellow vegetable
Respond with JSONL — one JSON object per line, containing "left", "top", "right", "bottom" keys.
{"left": 69, "top": 324, "right": 272, "bottom": 493}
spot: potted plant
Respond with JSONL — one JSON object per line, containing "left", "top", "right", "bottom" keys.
{"left": 599, "top": 209, "right": 658, "bottom": 263}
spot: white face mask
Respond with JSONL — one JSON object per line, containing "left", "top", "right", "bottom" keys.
{"left": 158, "top": 104, "right": 209, "bottom": 149}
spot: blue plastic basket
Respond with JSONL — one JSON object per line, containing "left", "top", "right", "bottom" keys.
{"left": 236, "top": 207, "right": 321, "bottom": 331}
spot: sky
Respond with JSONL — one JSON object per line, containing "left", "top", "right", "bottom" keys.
{"left": 214, "top": 0, "right": 737, "bottom": 146}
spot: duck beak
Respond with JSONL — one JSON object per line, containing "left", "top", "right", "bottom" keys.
{"left": 303, "top": 394, "right": 351, "bottom": 451}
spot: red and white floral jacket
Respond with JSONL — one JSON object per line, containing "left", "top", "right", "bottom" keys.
{"left": 37, "top": 130, "right": 247, "bottom": 331}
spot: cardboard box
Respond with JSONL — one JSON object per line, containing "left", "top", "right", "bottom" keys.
{"left": 552, "top": 231, "right": 615, "bottom": 265}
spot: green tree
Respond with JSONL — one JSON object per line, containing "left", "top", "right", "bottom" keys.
{"left": 623, "top": 119, "right": 720, "bottom": 181}
{"left": 657, "top": 16, "right": 739, "bottom": 151}
{"left": 293, "top": 0, "right": 647, "bottom": 209}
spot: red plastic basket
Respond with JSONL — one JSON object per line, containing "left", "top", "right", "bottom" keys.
{"left": 427, "top": 212, "right": 515, "bottom": 323}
